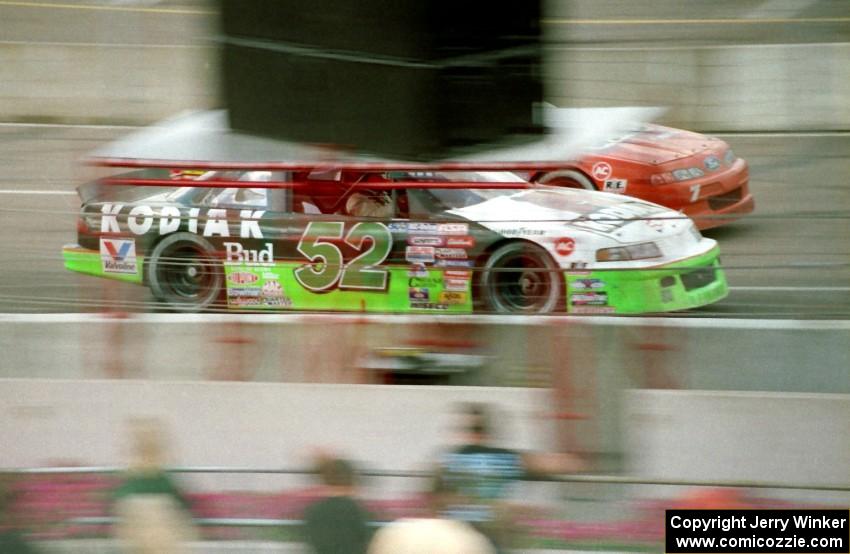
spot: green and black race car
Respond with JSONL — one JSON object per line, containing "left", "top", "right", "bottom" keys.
{"left": 63, "top": 166, "right": 727, "bottom": 315}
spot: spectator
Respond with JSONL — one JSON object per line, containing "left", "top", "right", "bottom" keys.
{"left": 302, "top": 455, "right": 373, "bottom": 554}
{"left": 437, "top": 402, "right": 584, "bottom": 553}
{"left": 368, "top": 517, "right": 494, "bottom": 554}
{"left": 0, "top": 474, "right": 39, "bottom": 554}
{"left": 112, "top": 418, "right": 197, "bottom": 554}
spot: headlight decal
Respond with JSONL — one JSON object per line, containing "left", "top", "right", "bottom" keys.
{"left": 596, "top": 242, "right": 662, "bottom": 262}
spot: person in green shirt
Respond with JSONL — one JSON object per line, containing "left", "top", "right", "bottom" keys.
{"left": 0, "top": 474, "right": 40, "bottom": 554}
{"left": 302, "top": 456, "right": 374, "bottom": 554}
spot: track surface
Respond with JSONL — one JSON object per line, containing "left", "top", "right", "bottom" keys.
{"left": 0, "top": 124, "right": 848, "bottom": 317}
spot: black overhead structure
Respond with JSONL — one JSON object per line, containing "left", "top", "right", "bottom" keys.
{"left": 219, "top": 0, "right": 542, "bottom": 160}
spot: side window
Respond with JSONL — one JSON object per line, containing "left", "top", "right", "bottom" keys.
{"left": 208, "top": 187, "right": 268, "bottom": 209}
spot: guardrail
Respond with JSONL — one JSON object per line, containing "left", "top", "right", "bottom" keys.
{"left": 9, "top": 466, "right": 850, "bottom": 492}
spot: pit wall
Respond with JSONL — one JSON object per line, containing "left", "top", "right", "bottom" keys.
{"left": 1, "top": 314, "right": 848, "bottom": 467}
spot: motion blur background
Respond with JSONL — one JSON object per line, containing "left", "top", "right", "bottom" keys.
{"left": 0, "top": 0, "right": 848, "bottom": 552}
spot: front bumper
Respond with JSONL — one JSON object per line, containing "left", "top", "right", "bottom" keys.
{"left": 647, "top": 158, "right": 754, "bottom": 230}
{"left": 565, "top": 246, "right": 727, "bottom": 314}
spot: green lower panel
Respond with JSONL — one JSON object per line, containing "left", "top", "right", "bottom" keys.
{"left": 223, "top": 262, "right": 473, "bottom": 313}
{"left": 63, "top": 245, "right": 727, "bottom": 314}
{"left": 63, "top": 245, "right": 143, "bottom": 284}
{"left": 565, "top": 247, "right": 727, "bottom": 314}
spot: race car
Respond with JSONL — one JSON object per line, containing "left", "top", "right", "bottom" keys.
{"left": 62, "top": 166, "right": 728, "bottom": 314}
{"left": 526, "top": 119, "right": 754, "bottom": 230}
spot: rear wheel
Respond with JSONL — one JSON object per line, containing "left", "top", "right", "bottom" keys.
{"left": 536, "top": 170, "right": 596, "bottom": 190}
{"left": 479, "top": 242, "right": 562, "bottom": 314}
{"left": 147, "top": 233, "right": 223, "bottom": 312}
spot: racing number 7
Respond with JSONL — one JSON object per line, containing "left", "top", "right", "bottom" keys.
{"left": 294, "top": 221, "right": 393, "bottom": 292}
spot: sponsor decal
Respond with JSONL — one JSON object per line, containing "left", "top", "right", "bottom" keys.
{"left": 228, "top": 287, "right": 262, "bottom": 307}
{"left": 568, "top": 262, "right": 588, "bottom": 270}
{"left": 435, "top": 247, "right": 468, "bottom": 260}
{"left": 407, "top": 222, "right": 440, "bottom": 235}
{"left": 409, "top": 276, "right": 442, "bottom": 287}
{"left": 572, "top": 306, "right": 616, "bottom": 314}
{"left": 572, "top": 202, "right": 665, "bottom": 234}
{"left": 444, "top": 269, "right": 471, "bottom": 280}
{"left": 661, "top": 288, "right": 674, "bottom": 303}
{"left": 408, "top": 236, "right": 444, "bottom": 247}
{"left": 445, "top": 236, "right": 475, "bottom": 248}
{"left": 100, "top": 238, "right": 137, "bottom": 274}
{"left": 408, "top": 287, "right": 430, "bottom": 302}
{"left": 572, "top": 278, "right": 605, "bottom": 290}
{"left": 406, "top": 246, "right": 435, "bottom": 264}
{"left": 99, "top": 204, "right": 265, "bottom": 239}
{"left": 224, "top": 242, "right": 274, "bottom": 267}
{"left": 169, "top": 169, "right": 205, "bottom": 180}
{"left": 646, "top": 218, "right": 666, "bottom": 231}
{"left": 603, "top": 179, "right": 627, "bottom": 193}
{"left": 439, "top": 291, "right": 468, "bottom": 305}
{"left": 704, "top": 155, "right": 721, "bottom": 171}
{"left": 554, "top": 237, "right": 575, "bottom": 257}
{"left": 261, "top": 279, "right": 292, "bottom": 307}
{"left": 228, "top": 271, "right": 259, "bottom": 285}
{"left": 591, "top": 162, "right": 613, "bottom": 181}
{"left": 388, "top": 222, "right": 408, "bottom": 233}
{"left": 501, "top": 227, "right": 545, "bottom": 237}
{"left": 437, "top": 223, "right": 469, "bottom": 235}
{"left": 571, "top": 292, "right": 608, "bottom": 306}
{"left": 410, "top": 303, "right": 449, "bottom": 310}
{"left": 444, "top": 278, "right": 469, "bottom": 292}
{"left": 435, "top": 259, "right": 474, "bottom": 268}
{"left": 228, "top": 288, "right": 260, "bottom": 298}
{"left": 407, "top": 264, "right": 429, "bottom": 278}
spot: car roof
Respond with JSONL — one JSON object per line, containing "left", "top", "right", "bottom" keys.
{"left": 87, "top": 107, "right": 665, "bottom": 172}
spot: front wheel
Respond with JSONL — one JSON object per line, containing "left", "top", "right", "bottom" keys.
{"left": 147, "top": 233, "right": 223, "bottom": 312}
{"left": 479, "top": 242, "right": 562, "bottom": 314}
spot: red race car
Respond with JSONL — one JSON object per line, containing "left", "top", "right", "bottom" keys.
{"left": 530, "top": 109, "right": 754, "bottom": 230}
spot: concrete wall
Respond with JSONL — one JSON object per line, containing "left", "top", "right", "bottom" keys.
{"left": 2, "top": 314, "right": 849, "bottom": 463}
{"left": 546, "top": 43, "right": 850, "bottom": 131}
{"left": 0, "top": 43, "right": 217, "bottom": 125}
{"left": 2, "top": 33, "right": 848, "bottom": 131}
{"left": 0, "top": 379, "right": 554, "bottom": 471}
{"left": 2, "top": 314, "right": 847, "bottom": 393}
{"left": 624, "top": 390, "right": 850, "bottom": 488}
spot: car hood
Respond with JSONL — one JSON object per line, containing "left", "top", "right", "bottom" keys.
{"left": 586, "top": 124, "right": 725, "bottom": 165}
{"left": 448, "top": 187, "right": 692, "bottom": 245}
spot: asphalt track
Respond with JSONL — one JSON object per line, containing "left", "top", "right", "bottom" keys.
{"left": 0, "top": 123, "right": 848, "bottom": 317}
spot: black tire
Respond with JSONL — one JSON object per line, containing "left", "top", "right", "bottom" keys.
{"left": 147, "top": 233, "right": 223, "bottom": 312}
{"left": 479, "top": 241, "right": 562, "bottom": 314}
{"left": 537, "top": 169, "right": 596, "bottom": 190}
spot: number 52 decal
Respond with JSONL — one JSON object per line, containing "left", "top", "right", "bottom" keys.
{"left": 294, "top": 222, "right": 393, "bottom": 292}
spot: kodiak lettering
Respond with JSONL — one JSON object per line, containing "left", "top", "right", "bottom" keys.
{"left": 99, "top": 204, "right": 265, "bottom": 239}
